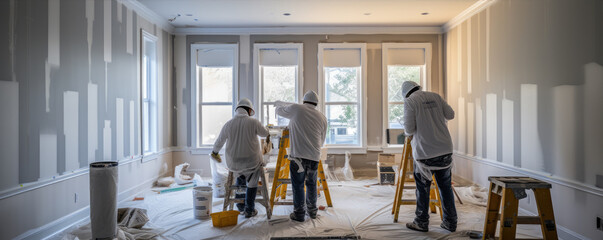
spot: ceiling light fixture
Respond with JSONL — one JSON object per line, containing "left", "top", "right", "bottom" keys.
{"left": 283, "top": 13, "right": 291, "bottom": 16}
{"left": 421, "top": 12, "right": 429, "bottom": 15}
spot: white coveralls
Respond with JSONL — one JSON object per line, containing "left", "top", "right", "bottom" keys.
{"left": 402, "top": 89, "right": 455, "bottom": 180}
{"left": 213, "top": 108, "right": 270, "bottom": 188}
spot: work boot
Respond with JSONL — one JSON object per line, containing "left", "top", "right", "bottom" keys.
{"left": 289, "top": 212, "right": 305, "bottom": 222}
{"left": 440, "top": 221, "right": 456, "bottom": 232}
{"left": 406, "top": 222, "right": 428, "bottom": 232}
{"left": 307, "top": 210, "right": 317, "bottom": 219}
{"left": 236, "top": 203, "right": 245, "bottom": 214}
{"left": 244, "top": 209, "right": 258, "bottom": 218}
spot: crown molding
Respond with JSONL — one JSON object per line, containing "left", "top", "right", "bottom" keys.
{"left": 441, "top": 0, "right": 498, "bottom": 33}
{"left": 173, "top": 26, "right": 443, "bottom": 35}
{"left": 119, "top": 0, "right": 175, "bottom": 33}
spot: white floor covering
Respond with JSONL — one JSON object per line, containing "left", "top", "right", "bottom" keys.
{"left": 60, "top": 178, "right": 544, "bottom": 239}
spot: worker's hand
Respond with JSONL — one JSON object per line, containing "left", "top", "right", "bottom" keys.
{"left": 210, "top": 151, "right": 222, "bottom": 163}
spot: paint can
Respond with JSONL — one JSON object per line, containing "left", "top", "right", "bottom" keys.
{"left": 193, "top": 186, "right": 213, "bottom": 219}
{"left": 89, "top": 161, "right": 118, "bottom": 239}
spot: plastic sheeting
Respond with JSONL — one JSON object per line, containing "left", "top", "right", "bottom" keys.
{"left": 64, "top": 179, "right": 543, "bottom": 240}
{"left": 89, "top": 161, "right": 118, "bottom": 239}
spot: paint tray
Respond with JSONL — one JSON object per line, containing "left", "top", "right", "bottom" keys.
{"left": 210, "top": 210, "right": 239, "bottom": 227}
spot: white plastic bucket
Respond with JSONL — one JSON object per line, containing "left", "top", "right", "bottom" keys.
{"left": 193, "top": 186, "right": 213, "bottom": 219}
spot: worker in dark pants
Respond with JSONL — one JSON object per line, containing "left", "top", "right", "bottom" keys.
{"left": 275, "top": 91, "right": 327, "bottom": 222}
{"left": 401, "top": 81, "right": 457, "bottom": 232}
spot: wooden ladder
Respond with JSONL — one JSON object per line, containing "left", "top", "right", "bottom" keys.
{"left": 483, "top": 176, "right": 558, "bottom": 240}
{"left": 268, "top": 128, "right": 333, "bottom": 216}
{"left": 392, "top": 136, "right": 443, "bottom": 223}
{"left": 223, "top": 169, "right": 272, "bottom": 219}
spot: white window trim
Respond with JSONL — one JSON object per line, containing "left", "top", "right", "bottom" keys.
{"left": 190, "top": 43, "right": 239, "bottom": 151}
{"left": 141, "top": 30, "right": 159, "bottom": 161}
{"left": 381, "top": 43, "right": 432, "bottom": 149}
{"left": 317, "top": 43, "right": 368, "bottom": 151}
{"left": 253, "top": 43, "right": 304, "bottom": 125}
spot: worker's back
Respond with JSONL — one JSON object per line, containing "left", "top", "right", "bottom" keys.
{"left": 278, "top": 103, "right": 327, "bottom": 161}
{"left": 403, "top": 90, "right": 454, "bottom": 160}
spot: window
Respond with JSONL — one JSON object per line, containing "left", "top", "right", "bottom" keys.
{"left": 254, "top": 43, "right": 303, "bottom": 126}
{"left": 381, "top": 43, "right": 431, "bottom": 147}
{"left": 190, "top": 44, "right": 238, "bottom": 149}
{"left": 318, "top": 43, "right": 367, "bottom": 148}
{"left": 141, "top": 31, "right": 158, "bottom": 155}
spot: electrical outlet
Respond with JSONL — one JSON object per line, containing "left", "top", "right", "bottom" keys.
{"left": 74, "top": 193, "right": 78, "bottom": 203}
{"left": 597, "top": 216, "right": 602, "bottom": 231}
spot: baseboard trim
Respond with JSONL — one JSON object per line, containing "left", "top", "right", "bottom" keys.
{"left": 453, "top": 153, "right": 603, "bottom": 197}
{"left": 456, "top": 155, "right": 591, "bottom": 240}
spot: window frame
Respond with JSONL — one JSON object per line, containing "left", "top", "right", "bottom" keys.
{"left": 317, "top": 43, "right": 367, "bottom": 153}
{"left": 381, "top": 43, "right": 432, "bottom": 151}
{"left": 140, "top": 30, "right": 158, "bottom": 159}
{"left": 253, "top": 43, "right": 304, "bottom": 125}
{"left": 190, "top": 43, "right": 239, "bottom": 152}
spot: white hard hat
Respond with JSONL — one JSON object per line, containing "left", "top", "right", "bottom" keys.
{"left": 236, "top": 98, "right": 255, "bottom": 116}
{"left": 402, "top": 81, "right": 420, "bottom": 98}
{"left": 303, "top": 90, "right": 319, "bottom": 104}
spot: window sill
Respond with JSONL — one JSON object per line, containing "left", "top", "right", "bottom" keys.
{"left": 324, "top": 146, "right": 366, "bottom": 154}
{"left": 190, "top": 148, "right": 215, "bottom": 155}
{"left": 381, "top": 146, "right": 404, "bottom": 154}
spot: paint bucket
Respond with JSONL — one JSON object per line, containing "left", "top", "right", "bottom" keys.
{"left": 89, "top": 161, "right": 118, "bottom": 239}
{"left": 193, "top": 186, "right": 213, "bottom": 219}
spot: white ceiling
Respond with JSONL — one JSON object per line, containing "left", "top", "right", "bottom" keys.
{"left": 137, "top": 0, "right": 479, "bottom": 28}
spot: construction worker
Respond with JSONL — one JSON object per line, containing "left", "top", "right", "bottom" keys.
{"left": 211, "top": 98, "right": 270, "bottom": 218}
{"left": 401, "top": 81, "right": 457, "bottom": 232}
{"left": 275, "top": 90, "right": 327, "bottom": 222}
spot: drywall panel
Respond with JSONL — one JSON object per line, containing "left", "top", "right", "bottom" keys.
{"left": 103, "top": 0, "right": 111, "bottom": 63}
{"left": 63, "top": 91, "right": 79, "bottom": 172}
{"left": 486, "top": 93, "right": 497, "bottom": 161}
{"left": 129, "top": 100, "right": 135, "bottom": 157}
{"left": 457, "top": 97, "right": 466, "bottom": 154}
{"left": 520, "top": 84, "right": 543, "bottom": 172}
{"left": 584, "top": 63, "right": 603, "bottom": 185}
{"left": 502, "top": 97, "right": 514, "bottom": 166}
{"left": 88, "top": 83, "right": 98, "bottom": 162}
{"left": 103, "top": 120, "right": 112, "bottom": 161}
{"left": 126, "top": 8, "right": 133, "bottom": 54}
{"left": 48, "top": 0, "right": 60, "bottom": 66}
{"left": 39, "top": 133, "right": 57, "bottom": 180}
{"left": 175, "top": 35, "right": 187, "bottom": 147}
{"left": 86, "top": 0, "right": 94, "bottom": 82}
{"left": 552, "top": 85, "right": 579, "bottom": 181}
{"left": 467, "top": 102, "right": 474, "bottom": 156}
{"left": 467, "top": 18, "right": 472, "bottom": 94}
{"left": 475, "top": 98, "right": 483, "bottom": 158}
{"left": 116, "top": 98, "right": 124, "bottom": 160}
{"left": 0, "top": 81, "right": 19, "bottom": 191}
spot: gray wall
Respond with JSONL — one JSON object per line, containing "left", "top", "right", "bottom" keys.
{"left": 178, "top": 34, "right": 442, "bottom": 150}
{"left": 445, "top": 0, "right": 603, "bottom": 238}
{"left": 0, "top": 0, "right": 172, "bottom": 195}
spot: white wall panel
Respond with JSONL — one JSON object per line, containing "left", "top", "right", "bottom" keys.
{"left": 63, "top": 91, "right": 79, "bottom": 172}
{"left": 486, "top": 93, "right": 497, "bottom": 161}
{"left": 0, "top": 81, "right": 19, "bottom": 191}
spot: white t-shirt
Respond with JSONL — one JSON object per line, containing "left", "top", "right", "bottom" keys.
{"left": 402, "top": 90, "right": 455, "bottom": 160}
{"left": 275, "top": 102, "right": 327, "bottom": 162}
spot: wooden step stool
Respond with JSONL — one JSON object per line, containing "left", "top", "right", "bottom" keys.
{"left": 269, "top": 128, "right": 332, "bottom": 216}
{"left": 483, "top": 176, "right": 558, "bottom": 240}
{"left": 223, "top": 170, "right": 272, "bottom": 219}
{"left": 392, "top": 136, "right": 443, "bottom": 223}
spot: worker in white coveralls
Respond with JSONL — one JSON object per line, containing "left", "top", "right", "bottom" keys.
{"left": 211, "top": 98, "right": 270, "bottom": 218}
{"left": 401, "top": 81, "right": 458, "bottom": 232}
{"left": 275, "top": 91, "right": 327, "bottom": 222}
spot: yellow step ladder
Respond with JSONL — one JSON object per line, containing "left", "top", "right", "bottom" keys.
{"left": 268, "top": 128, "right": 333, "bottom": 216}
{"left": 392, "top": 136, "right": 443, "bottom": 223}
{"left": 223, "top": 169, "right": 272, "bottom": 219}
{"left": 483, "top": 176, "right": 558, "bottom": 240}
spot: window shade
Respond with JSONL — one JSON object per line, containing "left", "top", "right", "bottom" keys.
{"left": 323, "top": 48, "right": 361, "bottom": 67}
{"left": 387, "top": 48, "right": 425, "bottom": 65}
{"left": 259, "top": 49, "right": 298, "bottom": 66}
{"left": 197, "top": 49, "right": 234, "bottom": 67}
